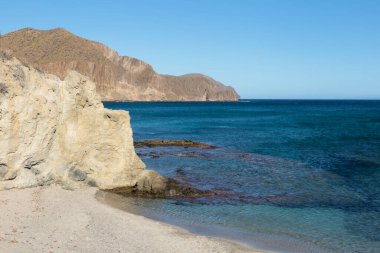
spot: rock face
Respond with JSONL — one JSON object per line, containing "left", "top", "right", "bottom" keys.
{"left": 0, "top": 28, "right": 239, "bottom": 101}
{"left": 0, "top": 53, "right": 166, "bottom": 191}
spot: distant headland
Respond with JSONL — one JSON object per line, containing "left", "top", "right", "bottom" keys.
{"left": 0, "top": 28, "right": 239, "bottom": 102}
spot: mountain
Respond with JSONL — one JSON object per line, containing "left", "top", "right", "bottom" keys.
{"left": 0, "top": 28, "right": 239, "bottom": 101}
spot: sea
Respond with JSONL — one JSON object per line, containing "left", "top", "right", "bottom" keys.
{"left": 103, "top": 100, "right": 380, "bottom": 253}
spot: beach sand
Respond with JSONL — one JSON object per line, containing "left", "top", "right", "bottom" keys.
{"left": 0, "top": 185, "right": 266, "bottom": 253}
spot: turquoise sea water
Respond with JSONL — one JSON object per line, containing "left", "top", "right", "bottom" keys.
{"left": 104, "top": 100, "right": 380, "bottom": 253}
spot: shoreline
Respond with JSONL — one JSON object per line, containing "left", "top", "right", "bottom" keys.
{"left": 96, "top": 190, "right": 282, "bottom": 253}
{"left": 0, "top": 185, "right": 268, "bottom": 253}
{"left": 97, "top": 191, "right": 330, "bottom": 253}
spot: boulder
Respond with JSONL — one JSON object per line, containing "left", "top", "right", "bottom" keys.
{"left": 0, "top": 53, "right": 166, "bottom": 192}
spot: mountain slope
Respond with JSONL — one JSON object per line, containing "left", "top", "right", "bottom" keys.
{"left": 0, "top": 28, "right": 239, "bottom": 101}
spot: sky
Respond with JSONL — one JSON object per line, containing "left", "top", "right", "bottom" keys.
{"left": 1, "top": 0, "right": 380, "bottom": 99}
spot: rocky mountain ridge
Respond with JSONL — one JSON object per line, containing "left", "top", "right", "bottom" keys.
{"left": 0, "top": 28, "right": 239, "bottom": 101}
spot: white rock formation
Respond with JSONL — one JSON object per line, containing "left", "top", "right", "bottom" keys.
{"left": 0, "top": 53, "right": 166, "bottom": 191}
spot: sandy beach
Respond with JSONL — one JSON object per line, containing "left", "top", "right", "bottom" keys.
{"left": 0, "top": 185, "right": 266, "bottom": 253}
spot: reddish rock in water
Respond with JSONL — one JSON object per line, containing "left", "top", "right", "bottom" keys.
{"left": 134, "top": 140, "right": 217, "bottom": 149}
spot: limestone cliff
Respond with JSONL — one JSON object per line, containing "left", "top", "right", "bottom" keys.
{"left": 0, "top": 28, "right": 239, "bottom": 101}
{"left": 0, "top": 52, "right": 166, "bottom": 191}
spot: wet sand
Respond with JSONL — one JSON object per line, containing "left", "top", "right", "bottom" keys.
{"left": 0, "top": 185, "right": 268, "bottom": 253}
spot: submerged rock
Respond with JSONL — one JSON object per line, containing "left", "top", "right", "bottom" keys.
{"left": 134, "top": 140, "right": 217, "bottom": 149}
{"left": 0, "top": 54, "right": 166, "bottom": 192}
{"left": 107, "top": 178, "right": 206, "bottom": 198}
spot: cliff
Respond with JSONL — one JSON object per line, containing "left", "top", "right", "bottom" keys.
{"left": 0, "top": 52, "right": 166, "bottom": 191}
{"left": 0, "top": 28, "right": 239, "bottom": 101}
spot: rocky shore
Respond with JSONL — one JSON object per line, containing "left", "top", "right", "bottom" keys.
{"left": 0, "top": 51, "right": 222, "bottom": 198}
{"left": 0, "top": 53, "right": 266, "bottom": 253}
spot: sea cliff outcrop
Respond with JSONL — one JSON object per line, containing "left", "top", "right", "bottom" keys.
{"left": 0, "top": 28, "right": 240, "bottom": 101}
{"left": 0, "top": 52, "right": 166, "bottom": 191}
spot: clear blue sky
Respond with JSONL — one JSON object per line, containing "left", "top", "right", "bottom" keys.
{"left": 1, "top": 0, "right": 380, "bottom": 99}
